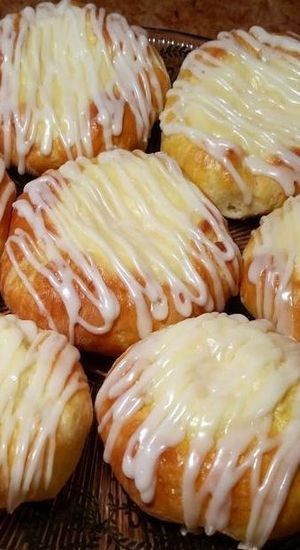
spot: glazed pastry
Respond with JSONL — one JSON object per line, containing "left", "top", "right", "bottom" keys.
{"left": 0, "top": 1, "right": 169, "bottom": 175}
{"left": 241, "top": 196, "right": 300, "bottom": 340}
{"left": 0, "top": 158, "right": 16, "bottom": 256}
{"left": 96, "top": 312, "right": 300, "bottom": 549}
{"left": 0, "top": 313, "right": 92, "bottom": 512}
{"left": 0, "top": 149, "right": 240, "bottom": 355}
{"left": 160, "top": 27, "right": 300, "bottom": 218}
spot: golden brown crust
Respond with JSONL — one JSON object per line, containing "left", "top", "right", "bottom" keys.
{"left": 1, "top": 64, "right": 169, "bottom": 176}
{"left": 161, "top": 133, "right": 288, "bottom": 219}
{"left": 0, "top": 10, "right": 170, "bottom": 175}
{"left": 160, "top": 35, "right": 299, "bottom": 219}
{"left": 97, "top": 377, "right": 300, "bottom": 542}
{"left": 0, "top": 187, "right": 240, "bottom": 355}
{"left": 241, "top": 235, "right": 262, "bottom": 321}
{"left": 0, "top": 172, "right": 16, "bottom": 257}
{"left": 0, "top": 355, "right": 93, "bottom": 509}
{"left": 38, "top": 377, "right": 93, "bottom": 502}
{"left": 241, "top": 231, "right": 300, "bottom": 340}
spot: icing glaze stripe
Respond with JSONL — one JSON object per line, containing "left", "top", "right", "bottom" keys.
{"left": 96, "top": 313, "right": 300, "bottom": 548}
{"left": 0, "top": 0, "right": 166, "bottom": 173}
{"left": 160, "top": 27, "right": 300, "bottom": 204}
{"left": 0, "top": 314, "right": 87, "bottom": 512}
{"left": 5, "top": 150, "right": 240, "bottom": 343}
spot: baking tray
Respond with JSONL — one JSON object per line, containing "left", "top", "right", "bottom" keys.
{"left": 0, "top": 27, "right": 297, "bottom": 550}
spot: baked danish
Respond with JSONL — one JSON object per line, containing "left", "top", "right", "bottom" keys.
{"left": 160, "top": 27, "right": 300, "bottom": 218}
{"left": 0, "top": 150, "right": 240, "bottom": 355}
{"left": 0, "top": 313, "right": 92, "bottom": 512}
{"left": 0, "top": 158, "right": 16, "bottom": 256}
{"left": 96, "top": 312, "right": 300, "bottom": 548}
{"left": 241, "top": 196, "right": 300, "bottom": 340}
{"left": 0, "top": 0, "right": 169, "bottom": 175}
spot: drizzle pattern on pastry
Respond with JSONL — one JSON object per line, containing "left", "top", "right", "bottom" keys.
{"left": 160, "top": 27, "right": 300, "bottom": 205}
{"left": 0, "top": 0, "right": 166, "bottom": 173}
{"left": 3, "top": 150, "right": 240, "bottom": 346}
{"left": 0, "top": 313, "right": 87, "bottom": 512}
{"left": 243, "top": 196, "right": 300, "bottom": 337}
{"left": 96, "top": 313, "right": 300, "bottom": 549}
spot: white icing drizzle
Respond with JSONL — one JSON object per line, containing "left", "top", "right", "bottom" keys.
{"left": 0, "top": 313, "right": 87, "bottom": 512}
{"left": 0, "top": 0, "right": 165, "bottom": 174}
{"left": 96, "top": 313, "right": 300, "bottom": 548}
{"left": 0, "top": 160, "right": 15, "bottom": 223}
{"left": 160, "top": 27, "right": 300, "bottom": 205}
{"left": 5, "top": 150, "right": 240, "bottom": 344}
{"left": 246, "top": 196, "right": 300, "bottom": 336}
{"left": 251, "top": 26, "right": 300, "bottom": 53}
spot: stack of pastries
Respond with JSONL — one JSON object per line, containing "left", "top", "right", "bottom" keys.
{"left": 0, "top": 1, "right": 300, "bottom": 549}
{"left": 0, "top": 0, "right": 171, "bottom": 516}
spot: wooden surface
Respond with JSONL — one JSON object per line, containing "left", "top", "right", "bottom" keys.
{"left": 1, "top": 0, "right": 300, "bottom": 38}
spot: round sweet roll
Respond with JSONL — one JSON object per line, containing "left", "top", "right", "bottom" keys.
{"left": 160, "top": 27, "right": 300, "bottom": 218}
{"left": 96, "top": 313, "right": 300, "bottom": 548}
{"left": 241, "top": 196, "right": 300, "bottom": 339}
{"left": 0, "top": 150, "right": 240, "bottom": 355}
{"left": 0, "top": 0, "right": 170, "bottom": 175}
{"left": 0, "top": 158, "right": 16, "bottom": 256}
{"left": 0, "top": 313, "right": 92, "bottom": 512}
